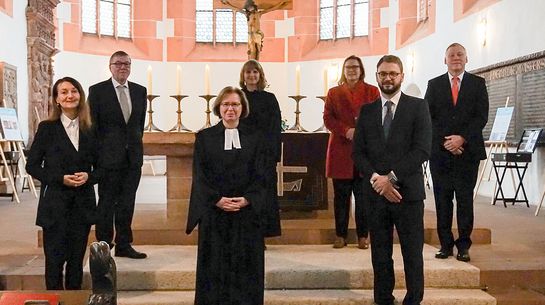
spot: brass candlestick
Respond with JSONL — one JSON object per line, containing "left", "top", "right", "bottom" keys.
{"left": 168, "top": 95, "right": 191, "bottom": 132}
{"left": 287, "top": 95, "right": 307, "bottom": 132}
{"left": 314, "top": 96, "right": 328, "bottom": 132}
{"left": 199, "top": 94, "right": 216, "bottom": 129}
{"left": 144, "top": 94, "right": 163, "bottom": 132}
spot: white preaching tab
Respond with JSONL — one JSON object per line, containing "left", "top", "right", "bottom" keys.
{"left": 224, "top": 128, "right": 242, "bottom": 150}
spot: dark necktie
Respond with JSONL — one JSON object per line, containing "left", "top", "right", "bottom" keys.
{"left": 383, "top": 100, "right": 393, "bottom": 138}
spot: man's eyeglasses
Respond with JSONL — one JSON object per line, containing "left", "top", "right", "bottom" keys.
{"left": 377, "top": 72, "right": 401, "bottom": 79}
{"left": 220, "top": 102, "right": 242, "bottom": 108}
{"left": 110, "top": 62, "right": 131, "bottom": 68}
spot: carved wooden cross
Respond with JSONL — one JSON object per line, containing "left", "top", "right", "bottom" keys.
{"left": 217, "top": 0, "right": 292, "bottom": 60}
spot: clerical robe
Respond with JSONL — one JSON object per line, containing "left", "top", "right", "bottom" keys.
{"left": 241, "top": 88, "right": 282, "bottom": 237}
{"left": 186, "top": 121, "right": 266, "bottom": 305}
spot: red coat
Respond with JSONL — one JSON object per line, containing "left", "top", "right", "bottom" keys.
{"left": 324, "top": 81, "right": 380, "bottom": 179}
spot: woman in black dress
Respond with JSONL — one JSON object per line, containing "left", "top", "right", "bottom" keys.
{"left": 26, "top": 77, "right": 99, "bottom": 290}
{"left": 186, "top": 86, "right": 266, "bottom": 305}
{"left": 239, "top": 59, "right": 282, "bottom": 238}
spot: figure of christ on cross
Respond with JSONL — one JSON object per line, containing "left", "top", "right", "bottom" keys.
{"left": 221, "top": 0, "right": 288, "bottom": 60}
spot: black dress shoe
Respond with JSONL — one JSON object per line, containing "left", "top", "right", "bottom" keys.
{"left": 115, "top": 246, "right": 147, "bottom": 259}
{"left": 435, "top": 249, "right": 453, "bottom": 259}
{"left": 456, "top": 249, "right": 470, "bottom": 262}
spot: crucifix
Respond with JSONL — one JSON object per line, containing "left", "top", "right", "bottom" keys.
{"left": 220, "top": 0, "right": 290, "bottom": 60}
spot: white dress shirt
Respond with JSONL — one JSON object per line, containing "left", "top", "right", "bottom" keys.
{"left": 380, "top": 90, "right": 402, "bottom": 123}
{"left": 61, "top": 113, "right": 79, "bottom": 151}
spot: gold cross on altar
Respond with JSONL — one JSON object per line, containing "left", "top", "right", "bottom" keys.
{"left": 276, "top": 142, "right": 307, "bottom": 196}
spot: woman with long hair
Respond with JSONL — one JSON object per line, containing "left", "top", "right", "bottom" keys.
{"left": 26, "top": 77, "right": 100, "bottom": 290}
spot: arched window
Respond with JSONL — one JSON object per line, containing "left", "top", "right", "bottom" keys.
{"left": 320, "top": 0, "right": 369, "bottom": 40}
{"left": 196, "top": 0, "right": 248, "bottom": 43}
{"left": 82, "top": 0, "right": 131, "bottom": 38}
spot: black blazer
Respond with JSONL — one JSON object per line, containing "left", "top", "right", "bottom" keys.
{"left": 424, "top": 72, "right": 489, "bottom": 162}
{"left": 26, "top": 120, "right": 100, "bottom": 229}
{"left": 88, "top": 79, "right": 147, "bottom": 169}
{"left": 353, "top": 93, "right": 432, "bottom": 201}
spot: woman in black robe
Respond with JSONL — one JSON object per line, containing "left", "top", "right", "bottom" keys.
{"left": 186, "top": 86, "right": 266, "bottom": 305}
{"left": 239, "top": 59, "right": 282, "bottom": 238}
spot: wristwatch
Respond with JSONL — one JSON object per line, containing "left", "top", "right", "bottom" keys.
{"left": 387, "top": 171, "right": 399, "bottom": 189}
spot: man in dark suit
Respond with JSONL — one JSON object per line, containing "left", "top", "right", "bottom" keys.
{"left": 353, "top": 55, "right": 431, "bottom": 305}
{"left": 425, "top": 43, "right": 489, "bottom": 262}
{"left": 88, "top": 50, "right": 148, "bottom": 259}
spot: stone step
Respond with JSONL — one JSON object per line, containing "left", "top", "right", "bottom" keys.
{"left": 117, "top": 289, "right": 496, "bottom": 305}
{"left": 82, "top": 245, "right": 480, "bottom": 291}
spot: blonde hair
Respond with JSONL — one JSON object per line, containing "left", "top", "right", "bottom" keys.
{"left": 239, "top": 59, "right": 268, "bottom": 91}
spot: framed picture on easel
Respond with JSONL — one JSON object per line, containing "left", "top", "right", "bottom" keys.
{"left": 0, "top": 107, "right": 23, "bottom": 141}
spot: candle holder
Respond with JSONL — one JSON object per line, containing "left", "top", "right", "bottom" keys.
{"left": 314, "top": 96, "right": 328, "bottom": 132}
{"left": 144, "top": 94, "right": 163, "bottom": 132}
{"left": 199, "top": 94, "right": 217, "bottom": 129}
{"left": 168, "top": 95, "right": 191, "bottom": 132}
{"left": 287, "top": 95, "right": 307, "bottom": 132}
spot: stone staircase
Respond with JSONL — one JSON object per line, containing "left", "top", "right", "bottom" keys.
{"left": 82, "top": 244, "right": 496, "bottom": 305}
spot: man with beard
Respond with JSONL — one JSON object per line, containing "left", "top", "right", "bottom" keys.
{"left": 353, "top": 55, "right": 431, "bottom": 305}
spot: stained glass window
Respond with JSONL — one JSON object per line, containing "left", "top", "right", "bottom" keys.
{"left": 354, "top": 0, "right": 369, "bottom": 36}
{"left": 81, "top": 0, "right": 132, "bottom": 38}
{"left": 195, "top": 0, "right": 248, "bottom": 43}
{"left": 82, "top": 0, "right": 97, "bottom": 34}
{"left": 320, "top": 0, "right": 369, "bottom": 40}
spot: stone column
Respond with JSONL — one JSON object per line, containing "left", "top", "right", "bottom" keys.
{"left": 26, "top": 0, "right": 59, "bottom": 145}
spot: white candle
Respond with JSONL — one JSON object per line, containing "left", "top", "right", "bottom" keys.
{"left": 176, "top": 65, "right": 181, "bottom": 95}
{"left": 147, "top": 65, "right": 153, "bottom": 95}
{"left": 295, "top": 65, "right": 301, "bottom": 96}
{"left": 204, "top": 64, "right": 210, "bottom": 95}
{"left": 323, "top": 67, "right": 328, "bottom": 96}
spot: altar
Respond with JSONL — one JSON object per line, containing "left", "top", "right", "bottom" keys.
{"left": 143, "top": 131, "right": 329, "bottom": 218}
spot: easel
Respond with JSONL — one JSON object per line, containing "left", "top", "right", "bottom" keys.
{"left": 0, "top": 107, "right": 38, "bottom": 203}
{"left": 536, "top": 183, "right": 545, "bottom": 216}
{"left": 0, "top": 140, "right": 38, "bottom": 203}
{"left": 473, "top": 97, "right": 516, "bottom": 203}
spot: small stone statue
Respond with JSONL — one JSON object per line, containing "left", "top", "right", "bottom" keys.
{"left": 88, "top": 241, "right": 117, "bottom": 305}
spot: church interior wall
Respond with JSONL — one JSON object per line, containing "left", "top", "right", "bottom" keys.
{"left": 2, "top": 0, "right": 545, "bottom": 203}
{"left": 0, "top": 0, "right": 29, "bottom": 140}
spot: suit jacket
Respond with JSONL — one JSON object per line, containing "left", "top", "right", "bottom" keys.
{"left": 424, "top": 72, "right": 489, "bottom": 163}
{"left": 324, "top": 81, "right": 380, "bottom": 179}
{"left": 88, "top": 78, "right": 147, "bottom": 169}
{"left": 26, "top": 120, "right": 100, "bottom": 229}
{"left": 353, "top": 93, "right": 432, "bottom": 201}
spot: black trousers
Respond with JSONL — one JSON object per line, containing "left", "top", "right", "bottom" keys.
{"left": 430, "top": 158, "right": 479, "bottom": 251}
{"left": 370, "top": 197, "right": 424, "bottom": 305}
{"left": 96, "top": 167, "right": 141, "bottom": 248}
{"left": 43, "top": 218, "right": 91, "bottom": 290}
{"left": 332, "top": 177, "right": 369, "bottom": 239}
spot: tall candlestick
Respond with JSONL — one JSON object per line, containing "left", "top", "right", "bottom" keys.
{"left": 323, "top": 67, "right": 328, "bottom": 96}
{"left": 295, "top": 65, "right": 301, "bottom": 96}
{"left": 147, "top": 65, "right": 153, "bottom": 94}
{"left": 176, "top": 65, "right": 181, "bottom": 95}
{"left": 204, "top": 64, "right": 210, "bottom": 95}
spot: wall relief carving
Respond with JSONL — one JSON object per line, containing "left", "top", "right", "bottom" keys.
{"left": 26, "top": 0, "right": 59, "bottom": 144}
{"left": 0, "top": 62, "right": 17, "bottom": 110}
